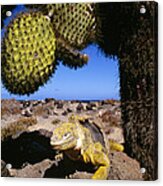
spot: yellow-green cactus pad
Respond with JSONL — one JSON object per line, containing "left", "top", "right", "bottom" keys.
{"left": 44, "top": 3, "right": 96, "bottom": 49}
{"left": 26, "top": 4, "right": 96, "bottom": 48}
{"left": 1, "top": 12, "right": 56, "bottom": 95}
{"left": 26, "top": 3, "right": 96, "bottom": 69}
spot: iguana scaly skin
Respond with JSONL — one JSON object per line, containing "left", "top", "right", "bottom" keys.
{"left": 50, "top": 115, "right": 124, "bottom": 179}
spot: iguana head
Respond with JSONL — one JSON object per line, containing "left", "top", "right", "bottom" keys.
{"left": 50, "top": 122, "right": 80, "bottom": 150}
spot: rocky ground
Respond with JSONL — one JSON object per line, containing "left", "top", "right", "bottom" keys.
{"left": 1, "top": 98, "right": 143, "bottom": 180}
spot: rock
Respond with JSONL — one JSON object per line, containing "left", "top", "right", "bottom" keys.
{"left": 65, "top": 152, "right": 143, "bottom": 180}
{"left": 99, "top": 109, "right": 120, "bottom": 127}
{"left": 10, "top": 159, "right": 56, "bottom": 178}
{"left": 41, "top": 100, "right": 46, "bottom": 104}
{"left": 1, "top": 99, "right": 21, "bottom": 117}
{"left": 69, "top": 171, "right": 92, "bottom": 179}
{"left": 53, "top": 110, "right": 58, "bottom": 115}
{"left": 66, "top": 108, "right": 73, "bottom": 113}
{"left": 22, "top": 101, "right": 31, "bottom": 108}
{"left": 85, "top": 102, "right": 98, "bottom": 111}
{"left": 1, "top": 117, "right": 37, "bottom": 141}
{"left": 107, "top": 127, "right": 124, "bottom": 144}
{"left": 109, "top": 152, "right": 143, "bottom": 180}
{"left": 44, "top": 108, "right": 54, "bottom": 116}
{"left": 32, "top": 101, "right": 40, "bottom": 107}
{"left": 56, "top": 102, "right": 63, "bottom": 109}
{"left": 1, "top": 160, "right": 11, "bottom": 177}
{"left": 64, "top": 152, "right": 143, "bottom": 180}
{"left": 37, "top": 129, "right": 53, "bottom": 138}
{"left": 76, "top": 103, "right": 84, "bottom": 111}
{"left": 51, "top": 118, "right": 61, "bottom": 125}
{"left": 86, "top": 103, "right": 93, "bottom": 110}
{"left": 45, "top": 98, "right": 56, "bottom": 103}
{"left": 21, "top": 107, "right": 33, "bottom": 117}
{"left": 62, "top": 111, "right": 68, "bottom": 116}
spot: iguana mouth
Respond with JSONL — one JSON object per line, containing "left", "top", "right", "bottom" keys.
{"left": 50, "top": 136, "right": 76, "bottom": 150}
{"left": 50, "top": 140, "right": 64, "bottom": 146}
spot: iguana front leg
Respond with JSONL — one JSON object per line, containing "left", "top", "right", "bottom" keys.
{"left": 109, "top": 140, "right": 124, "bottom": 152}
{"left": 82, "top": 142, "right": 110, "bottom": 180}
{"left": 54, "top": 152, "right": 64, "bottom": 162}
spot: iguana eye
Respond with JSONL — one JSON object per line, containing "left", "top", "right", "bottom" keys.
{"left": 63, "top": 132, "right": 71, "bottom": 139}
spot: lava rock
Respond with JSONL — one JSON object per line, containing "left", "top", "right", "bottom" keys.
{"left": 76, "top": 103, "right": 84, "bottom": 111}
{"left": 1, "top": 160, "right": 11, "bottom": 177}
{"left": 21, "top": 108, "right": 33, "bottom": 117}
{"left": 56, "top": 102, "right": 64, "bottom": 109}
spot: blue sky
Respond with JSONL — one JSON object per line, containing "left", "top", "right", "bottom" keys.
{"left": 1, "top": 5, "right": 120, "bottom": 101}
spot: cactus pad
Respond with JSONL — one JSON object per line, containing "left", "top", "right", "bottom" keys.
{"left": 27, "top": 3, "right": 96, "bottom": 69}
{"left": 2, "top": 12, "right": 56, "bottom": 95}
{"left": 50, "top": 3, "right": 96, "bottom": 49}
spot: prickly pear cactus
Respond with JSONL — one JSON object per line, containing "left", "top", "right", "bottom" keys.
{"left": 27, "top": 3, "right": 96, "bottom": 69}
{"left": 1, "top": 12, "right": 56, "bottom": 95}
{"left": 51, "top": 3, "right": 96, "bottom": 49}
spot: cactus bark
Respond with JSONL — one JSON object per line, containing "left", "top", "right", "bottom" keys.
{"left": 95, "top": 2, "right": 158, "bottom": 180}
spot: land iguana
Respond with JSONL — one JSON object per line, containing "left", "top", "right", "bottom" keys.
{"left": 50, "top": 115, "right": 124, "bottom": 179}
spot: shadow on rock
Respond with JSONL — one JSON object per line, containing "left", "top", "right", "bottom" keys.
{"left": 1, "top": 131, "right": 55, "bottom": 168}
{"left": 44, "top": 155, "right": 94, "bottom": 178}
